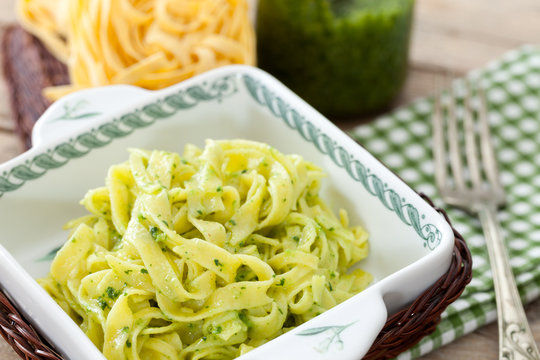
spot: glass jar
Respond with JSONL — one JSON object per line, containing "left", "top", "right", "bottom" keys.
{"left": 256, "top": 0, "right": 415, "bottom": 118}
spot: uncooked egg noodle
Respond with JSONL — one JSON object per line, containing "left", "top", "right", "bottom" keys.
{"left": 17, "top": 0, "right": 255, "bottom": 100}
{"left": 39, "top": 139, "right": 371, "bottom": 359}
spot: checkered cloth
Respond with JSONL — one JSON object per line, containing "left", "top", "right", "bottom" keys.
{"left": 350, "top": 45, "right": 540, "bottom": 359}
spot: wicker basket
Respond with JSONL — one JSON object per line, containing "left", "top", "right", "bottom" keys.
{"left": 1, "top": 25, "right": 69, "bottom": 150}
{"left": 0, "top": 25, "right": 473, "bottom": 360}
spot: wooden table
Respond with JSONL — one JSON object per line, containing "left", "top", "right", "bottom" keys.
{"left": 1, "top": 0, "right": 539, "bottom": 358}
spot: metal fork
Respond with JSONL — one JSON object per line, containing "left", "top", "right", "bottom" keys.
{"left": 432, "top": 80, "right": 540, "bottom": 360}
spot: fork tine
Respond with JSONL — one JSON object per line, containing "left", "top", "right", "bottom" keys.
{"left": 432, "top": 94, "right": 447, "bottom": 191}
{"left": 463, "top": 82, "right": 483, "bottom": 188}
{"left": 477, "top": 86, "right": 503, "bottom": 192}
{"left": 447, "top": 84, "right": 466, "bottom": 189}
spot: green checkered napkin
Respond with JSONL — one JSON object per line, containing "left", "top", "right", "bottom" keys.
{"left": 350, "top": 45, "right": 540, "bottom": 359}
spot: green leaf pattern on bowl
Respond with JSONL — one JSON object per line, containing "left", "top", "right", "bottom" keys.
{"left": 52, "top": 100, "right": 101, "bottom": 121}
{"left": 0, "top": 75, "right": 238, "bottom": 200}
{"left": 242, "top": 74, "right": 442, "bottom": 251}
{"left": 297, "top": 321, "right": 357, "bottom": 353}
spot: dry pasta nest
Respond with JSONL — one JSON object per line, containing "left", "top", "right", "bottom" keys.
{"left": 17, "top": 0, "right": 256, "bottom": 100}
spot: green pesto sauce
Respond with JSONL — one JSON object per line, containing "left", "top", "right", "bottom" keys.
{"left": 256, "top": 0, "right": 415, "bottom": 117}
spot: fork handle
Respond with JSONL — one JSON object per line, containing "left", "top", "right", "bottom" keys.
{"left": 479, "top": 205, "right": 540, "bottom": 360}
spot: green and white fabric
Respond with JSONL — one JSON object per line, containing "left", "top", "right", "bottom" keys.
{"left": 350, "top": 44, "right": 540, "bottom": 359}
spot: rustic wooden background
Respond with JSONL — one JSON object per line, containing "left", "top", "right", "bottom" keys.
{"left": 1, "top": 0, "right": 539, "bottom": 359}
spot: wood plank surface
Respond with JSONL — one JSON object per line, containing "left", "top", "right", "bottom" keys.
{"left": 0, "top": 0, "right": 539, "bottom": 359}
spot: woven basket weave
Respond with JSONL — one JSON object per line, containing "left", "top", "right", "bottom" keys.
{"left": 0, "top": 25, "right": 473, "bottom": 360}
{"left": 1, "top": 25, "right": 68, "bottom": 150}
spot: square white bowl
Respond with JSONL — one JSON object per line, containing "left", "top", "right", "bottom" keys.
{"left": 0, "top": 65, "right": 454, "bottom": 360}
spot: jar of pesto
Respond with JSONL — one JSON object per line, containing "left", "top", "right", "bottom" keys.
{"left": 256, "top": 0, "right": 415, "bottom": 118}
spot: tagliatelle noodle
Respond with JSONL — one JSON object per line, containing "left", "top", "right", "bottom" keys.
{"left": 17, "top": 0, "right": 255, "bottom": 100}
{"left": 39, "top": 140, "right": 371, "bottom": 360}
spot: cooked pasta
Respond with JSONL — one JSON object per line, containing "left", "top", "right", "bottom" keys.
{"left": 17, "top": 0, "right": 255, "bottom": 100}
{"left": 39, "top": 139, "right": 371, "bottom": 359}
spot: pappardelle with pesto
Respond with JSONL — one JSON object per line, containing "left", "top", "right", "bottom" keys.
{"left": 40, "top": 139, "right": 371, "bottom": 360}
